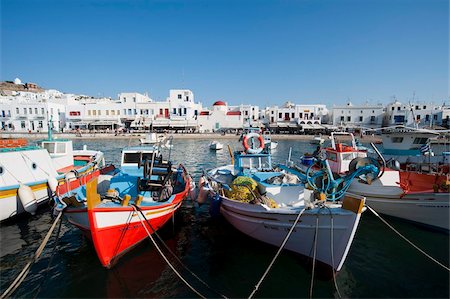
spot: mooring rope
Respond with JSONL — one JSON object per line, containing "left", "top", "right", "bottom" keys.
{"left": 131, "top": 205, "right": 208, "bottom": 299}
{"left": 132, "top": 204, "right": 228, "bottom": 298}
{"left": 33, "top": 215, "right": 64, "bottom": 299}
{"left": 329, "top": 211, "right": 342, "bottom": 298}
{"left": 247, "top": 207, "right": 307, "bottom": 299}
{"left": 366, "top": 205, "right": 450, "bottom": 272}
{"left": 309, "top": 216, "right": 319, "bottom": 299}
{"left": 0, "top": 211, "right": 63, "bottom": 299}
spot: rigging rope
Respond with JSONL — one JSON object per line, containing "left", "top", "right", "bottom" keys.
{"left": 247, "top": 207, "right": 307, "bottom": 299}
{"left": 131, "top": 205, "right": 208, "bottom": 299}
{"left": 132, "top": 204, "right": 228, "bottom": 299}
{"left": 366, "top": 205, "right": 450, "bottom": 272}
{"left": 0, "top": 211, "right": 63, "bottom": 299}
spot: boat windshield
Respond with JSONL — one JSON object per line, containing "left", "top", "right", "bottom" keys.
{"left": 240, "top": 156, "right": 271, "bottom": 171}
{"left": 123, "top": 152, "right": 155, "bottom": 164}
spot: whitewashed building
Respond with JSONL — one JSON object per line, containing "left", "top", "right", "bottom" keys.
{"left": 197, "top": 101, "right": 243, "bottom": 132}
{"left": 332, "top": 102, "right": 384, "bottom": 129}
{"left": 384, "top": 101, "right": 445, "bottom": 128}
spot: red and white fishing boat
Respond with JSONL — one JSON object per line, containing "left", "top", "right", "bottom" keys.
{"left": 54, "top": 145, "right": 191, "bottom": 268}
{"left": 309, "top": 132, "right": 450, "bottom": 231}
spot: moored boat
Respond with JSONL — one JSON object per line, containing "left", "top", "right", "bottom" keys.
{"left": 54, "top": 145, "right": 191, "bottom": 268}
{"left": 200, "top": 131, "right": 372, "bottom": 271}
{"left": 297, "top": 132, "right": 450, "bottom": 231}
{"left": 209, "top": 141, "right": 223, "bottom": 150}
{"left": 0, "top": 126, "right": 105, "bottom": 222}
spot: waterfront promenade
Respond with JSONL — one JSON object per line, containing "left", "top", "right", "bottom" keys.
{"left": 0, "top": 131, "right": 382, "bottom": 142}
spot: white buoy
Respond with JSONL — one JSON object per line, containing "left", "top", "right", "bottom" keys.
{"left": 47, "top": 176, "right": 59, "bottom": 193}
{"left": 18, "top": 184, "right": 38, "bottom": 215}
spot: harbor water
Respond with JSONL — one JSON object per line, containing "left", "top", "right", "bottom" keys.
{"left": 1, "top": 138, "right": 449, "bottom": 298}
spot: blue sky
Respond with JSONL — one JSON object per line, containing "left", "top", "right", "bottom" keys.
{"left": 1, "top": 0, "right": 448, "bottom": 107}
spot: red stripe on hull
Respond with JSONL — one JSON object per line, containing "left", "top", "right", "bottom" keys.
{"left": 91, "top": 207, "right": 177, "bottom": 268}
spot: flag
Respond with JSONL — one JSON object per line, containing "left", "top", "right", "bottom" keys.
{"left": 420, "top": 143, "right": 430, "bottom": 155}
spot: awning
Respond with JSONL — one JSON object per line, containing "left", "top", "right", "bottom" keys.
{"left": 91, "top": 121, "right": 119, "bottom": 126}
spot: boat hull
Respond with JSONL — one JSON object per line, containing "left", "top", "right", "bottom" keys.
{"left": 219, "top": 197, "right": 364, "bottom": 271}
{"left": 364, "top": 193, "right": 449, "bottom": 231}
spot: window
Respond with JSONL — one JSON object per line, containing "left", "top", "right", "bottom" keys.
{"left": 416, "top": 115, "right": 420, "bottom": 120}
{"left": 413, "top": 137, "right": 428, "bottom": 144}
{"left": 23, "top": 108, "right": 27, "bottom": 114}
{"left": 341, "top": 110, "right": 344, "bottom": 114}
{"left": 51, "top": 108, "right": 53, "bottom": 114}
{"left": 359, "top": 116, "right": 363, "bottom": 122}
{"left": 184, "top": 108, "right": 187, "bottom": 115}
{"left": 38, "top": 121, "right": 43, "bottom": 128}
{"left": 291, "top": 112, "right": 295, "bottom": 118}
{"left": 88, "top": 110, "right": 91, "bottom": 116}
{"left": 98, "top": 110, "right": 101, "bottom": 116}
{"left": 186, "top": 96, "right": 189, "bottom": 101}
{"left": 178, "top": 94, "right": 182, "bottom": 99}
{"left": 29, "top": 108, "right": 32, "bottom": 114}
{"left": 392, "top": 137, "right": 404, "bottom": 143}
{"left": 111, "top": 110, "right": 115, "bottom": 115}
{"left": 397, "top": 107, "right": 400, "bottom": 111}
{"left": 123, "top": 109, "right": 127, "bottom": 115}
{"left": 271, "top": 111, "right": 274, "bottom": 115}
{"left": 278, "top": 113, "right": 282, "bottom": 119}
{"left": 340, "top": 116, "right": 345, "bottom": 121}
{"left": 21, "top": 121, "right": 26, "bottom": 128}
{"left": 106, "top": 110, "right": 109, "bottom": 115}
{"left": 16, "top": 108, "right": 19, "bottom": 114}
{"left": 433, "top": 115, "right": 438, "bottom": 120}
{"left": 173, "top": 108, "right": 177, "bottom": 114}
{"left": 93, "top": 110, "right": 97, "bottom": 116}
{"left": 370, "top": 116, "right": 376, "bottom": 122}
{"left": 128, "top": 109, "right": 132, "bottom": 115}
{"left": 133, "top": 109, "right": 137, "bottom": 115}
{"left": 299, "top": 112, "right": 303, "bottom": 118}
{"left": 56, "top": 143, "right": 66, "bottom": 154}
{"left": 194, "top": 110, "right": 198, "bottom": 116}
{"left": 372, "top": 110, "right": 375, "bottom": 113}
{"left": 133, "top": 97, "right": 136, "bottom": 102}
{"left": 415, "top": 105, "right": 419, "bottom": 110}
{"left": 35, "top": 108, "right": 38, "bottom": 114}
{"left": 392, "top": 107, "right": 395, "bottom": 111}
{"left": 423, "top": 105, "right": 426, "bottom": 109}
{"left": 245, "top": 111, "right": 249, "bottom": 116}
{"left": 41, "top": 108, "right": 44, "bottom": 114}
{"left": 425, "top": 115, "right": 429, "bottom": 121}
{"left": 117, "top": 110, "right": 120, "bottom": 115}
{"left": 361, "top": 110, "right": 363, "bottom": 114}
{"left": 347, "top": 116, "right": 351, "bottom": 122}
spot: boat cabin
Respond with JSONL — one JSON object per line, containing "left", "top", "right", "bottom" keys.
{"left": 325, "top": 132, "right": 367, "bottom": 174}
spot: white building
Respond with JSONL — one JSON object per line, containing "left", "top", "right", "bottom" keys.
{"left": 384, "top": 101, "right": 445, "bottom": 128}
{"left": 0, "top": 92, "right": 66, "bottom": 132}
{"left": 197, "top": 101, "right": 244, "bottom": 132}
{"left": 263, "top": 102, "right": 329, "bottom": 132}
{"left": 332, "top": 102, "right": 384, "bottom": 129}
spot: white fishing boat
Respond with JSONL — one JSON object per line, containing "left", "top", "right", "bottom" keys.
{"left": 263, "top": 130, "right": 278, "bottom": 150}
{"left": 209, "top": 141, "right": 223, "bottom": 150}
{"left": 139, "top": 132, "right": 166, "bottom": 145}
{"left": 296, "top": 131, "right": 450, "bottom": 231}
{"left": 310, "top": 134, "right": 325, "bottom": 145}
{"left": 200, "top": 132, "right": 371, "bottom": 271}
{"left": 0, "top": 122, "right": 105, "bottom": 222}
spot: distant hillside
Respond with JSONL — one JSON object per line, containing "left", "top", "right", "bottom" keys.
{"left": 0, "top": 81, "right": 44, "bottom": 93}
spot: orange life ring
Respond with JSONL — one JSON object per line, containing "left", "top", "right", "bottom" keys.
{"left": 243, "top": 133, "right": 265, "bottom": 154}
